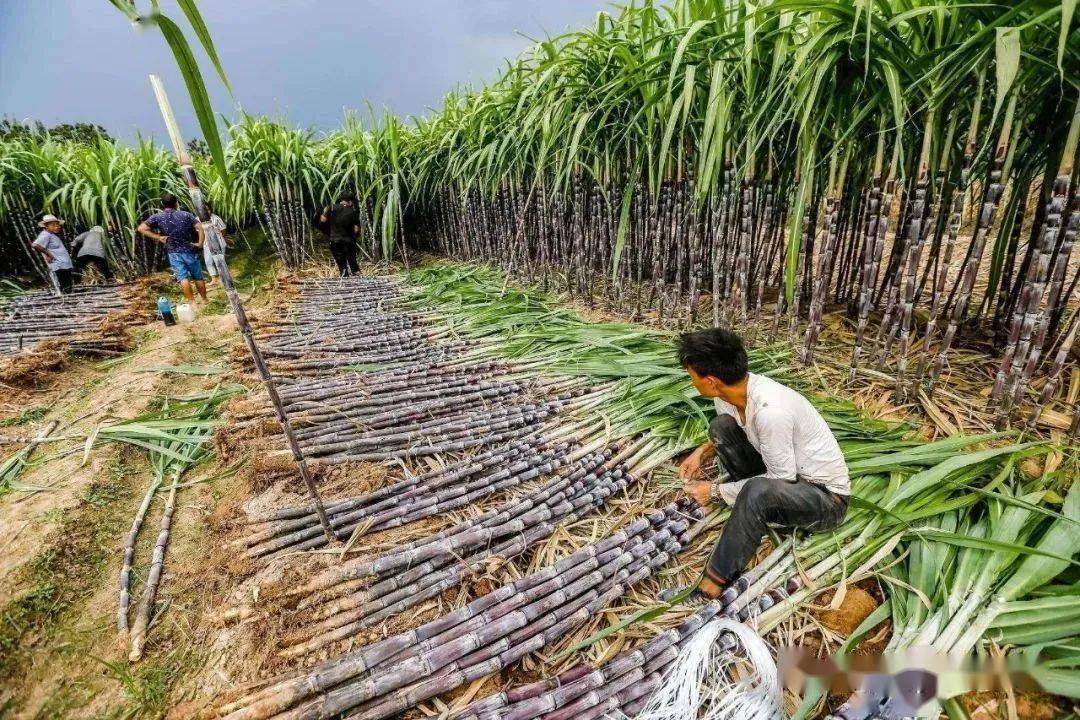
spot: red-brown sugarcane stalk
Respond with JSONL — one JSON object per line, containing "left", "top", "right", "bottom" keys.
{"left": 147, "top": 75, "right": 334, "bottom": 544}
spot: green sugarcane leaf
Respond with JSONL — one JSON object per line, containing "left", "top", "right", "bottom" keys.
{"left": 942, "top": 697, "right": 972, "bottom": 720}
{"left": 914, "top": 529, "right": 1080, "bottom": 567}
{"left": 1060, "top": 0, "right": 1078, "bottom": 74}
{"left": 991, "top": 27, "right": 1021, "bottom": 129}
{"left": 610, "top": 181, "right": 635, "bottom": 282}
{"left": 108, "top": 0, "right": 139, "bottom": 21}
{"left": 1000, "top": 481, "right": 1080, "bottom": 600}
{"left": 155, "top": 15, "right": 228, "bottom": 180}
{"left": 1029, "top": 666, "right": 1080, "bottom": 698}
{"left": 175, "top": 0, "right": 232, "bottom": 93}
{"left": 993, "top": 617, "right": 1080, "bottom": 645}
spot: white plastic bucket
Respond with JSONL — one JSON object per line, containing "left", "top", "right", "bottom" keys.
{"left": 176, "top": 303, "right": 196, "bottom": 324}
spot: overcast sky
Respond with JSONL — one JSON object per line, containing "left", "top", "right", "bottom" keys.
{"left": 0, "top": 0, "right": 609, "bottom": 142}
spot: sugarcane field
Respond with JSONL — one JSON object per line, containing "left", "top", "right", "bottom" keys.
{"left": 1, "top": 0, "right": 1079, "bottom": 718}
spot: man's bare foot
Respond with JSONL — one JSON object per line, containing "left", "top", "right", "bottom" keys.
{"left": 698, "top": 575, "right": 727, "bottom": 598}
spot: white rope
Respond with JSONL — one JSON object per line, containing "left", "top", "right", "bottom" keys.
{"left": 632, "top": 617, "right": 783, "bottom": 720}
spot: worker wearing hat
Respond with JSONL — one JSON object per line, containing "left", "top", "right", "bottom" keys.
{"left": 32, "top": 214, "right": 75, "bottom": 294}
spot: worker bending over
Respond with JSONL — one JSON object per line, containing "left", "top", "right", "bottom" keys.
{"left": 677, "top": 328, "right": 849, "bottom": 598}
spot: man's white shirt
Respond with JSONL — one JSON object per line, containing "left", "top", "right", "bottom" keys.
{"left": 712, "top": 373, "right": 849, "bottom": 505}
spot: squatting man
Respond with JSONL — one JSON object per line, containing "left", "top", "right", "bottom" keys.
{"left": 677, "top": 328, "right": 849, "bottom": 598}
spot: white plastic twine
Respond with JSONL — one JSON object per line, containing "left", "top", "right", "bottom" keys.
{"left": 632, "top": 618, "right": 783, "bottom": 720}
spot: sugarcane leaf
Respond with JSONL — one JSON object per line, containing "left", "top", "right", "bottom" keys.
{"left": 914, "top": 529, "right": 1080, "bottom": 567}
{"left": 991, "top": 27, "right": 1021, "bottom": 128}
{"left": 1060, "top": 0, "right": 1078, "bottom": 74}
{"left": 610, "top": 181, "right": 635, "bottom": 282}
{"left": 1000, "top": 481, "right": 1080, "bottom": 599}
{"left": 108, "top": 0, "right": 139, "bottom": 21}
{"left": 1029, "top": 666, "right": 1080, "bottom": 698}
{"left": 154, "top": 15, "right": 228, "bottom": 180}
{"left": 174, "top": 0, "right": 232, "bottom": 93}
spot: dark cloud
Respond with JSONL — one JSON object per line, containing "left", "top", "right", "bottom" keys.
{"left": 0, "top": 0, "right": 608, "bottom": 141}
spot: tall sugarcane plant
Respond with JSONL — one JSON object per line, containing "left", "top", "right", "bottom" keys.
{"left": 3, "top": 0, "right": 1079, "bottom": 427}
{"left": 398, "top": 0, "right": 1079, "bottom": 428}
{"left": 226, "top": 116, "right": 321, "bottom": 269}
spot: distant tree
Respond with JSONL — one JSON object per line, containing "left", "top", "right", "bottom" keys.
{"left": 0, "top": 118, "right": 112, "bottom": 144}
{"left": 50, "top": 122, "right": 113, "bottom": 144}
{"left": 187, "top": 138, "right": 211, "bottom": 157}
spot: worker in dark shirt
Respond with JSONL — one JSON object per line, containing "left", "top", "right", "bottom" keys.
{"left": 138, "top": 193, "right": 207, "bottom": 303}
{"left": 319, "top": 193, "right": 361, "bottom": 277}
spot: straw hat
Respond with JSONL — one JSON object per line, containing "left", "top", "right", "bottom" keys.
{"left": 37, "top": 214, "right": 65, "bottom": 227}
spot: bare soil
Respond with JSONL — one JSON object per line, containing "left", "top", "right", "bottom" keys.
{"left": 0, "top": 293, "right": 260, "bottom": 719}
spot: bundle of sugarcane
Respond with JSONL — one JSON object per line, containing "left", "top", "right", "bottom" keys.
{"left": 252, "top": 277, "right": 472, "bottom": 378}
{"left": 450, "top": 562, "right": 803, "bottom": 720}
{"left": 0, "top": 284, "right": 137, "bottom": 355}
{"left": 212, "top": 498, "right": 700, "bottom": 720}
{"left": 224, "top": 435, "right": 666, "bottom": 643}
{"left": 238, "top": 428, "right": 592, "bottom": 558}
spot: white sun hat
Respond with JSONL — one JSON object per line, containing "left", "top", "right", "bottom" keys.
{"left": 37, "top": 214, "right": 65, "bottom": 227}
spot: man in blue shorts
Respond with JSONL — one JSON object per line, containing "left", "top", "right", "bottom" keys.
{"left": 138, "top": 193, "right": 208, "bottom": 303}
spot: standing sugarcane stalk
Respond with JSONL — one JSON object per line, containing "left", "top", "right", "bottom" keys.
{"left": 803, "top": 150, "right": 844, "bottom": 363}
{"left": 147, "top": 75, "right": 335, "bottom": 544}
{"left": 732, "top": 174, "right": 755, "bottom": 323}
{"left": 894, "top": 112, "right": 937, "bottom": 399}
{"left": 916, "top": 82, "right": 984, "bottom": 387}
{"left": 993, "top": 170, "right": 1071, "bottom": 422}
{"left": 1025, "top": 312, "right": 1079, "bottom": 430}
{"left": 849, "top": 163, "right": 886, "bottom": 380}
{"left": 788, "top": 200, "right": 815, "bottom": 342}
{"left": 998, "top": 100, "right": 1080, "bottom": 419}
{"left": 990, "top": 116, "right": 1074, "bottom": 421}
{"left": 928, "top": 93, "right": 1018, "bottom": 390}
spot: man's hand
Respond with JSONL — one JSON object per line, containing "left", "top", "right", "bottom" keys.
{"left": 678, "top": 441, "right": 714, "bottom": 481}
{"left": 683, "top": 480, "right": 712, "bottom": 507}
{"left": 679, "top": 451, "right": 703, "bottom": 480}
{"left": 137, "top": 222, "right": 167, "bottom": 245}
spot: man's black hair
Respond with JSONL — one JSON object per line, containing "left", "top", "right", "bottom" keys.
{"left": 339, "top": 192, "right": 357, "bottom": 204}
{"left": 677, "top": 328, "right": 748, "bottom": 385}
{"left": 161, "top": 192, "right": 179, "bottom": 209}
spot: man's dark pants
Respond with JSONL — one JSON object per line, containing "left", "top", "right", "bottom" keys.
{"left": 75, "top": 255, "right": 113, "bottom": 282}
{"left": 705, "top": 414, "right": 847, "bottom": 585}
{"left": 330, "top": 242, "right": 360, "bottom": 277}
{"left": 54, "top": 268, "right": 74, "bottom": 294}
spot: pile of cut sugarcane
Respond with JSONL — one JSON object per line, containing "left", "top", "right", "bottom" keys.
{"left": 0, "top": 284, "right": 136, "bottom": 355}
{"left": 214, "top": 264, "right": 1073, "bottom": 720}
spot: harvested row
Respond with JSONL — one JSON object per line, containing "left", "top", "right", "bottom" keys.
{"left": 450, "top": 577, "right": 799, "bottom": 720}
{"left": 230, "top": 441, "right": 662, "bottom": 660}
{"left": 233, "top": 276, "right": 627, "bottom": 565}
{"left": 213, "top": 499, "right": 702, "bottom": 720}
{"left": 0, "top": 283, "right": 139, "bottom": 355}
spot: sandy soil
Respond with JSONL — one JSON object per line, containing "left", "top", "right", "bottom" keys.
{"left": 0, "top": 296, "right": 260, "bottom": 718}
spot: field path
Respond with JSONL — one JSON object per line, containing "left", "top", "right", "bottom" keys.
{"left": 0, "top": 301, "right": 252, "bottom": 718}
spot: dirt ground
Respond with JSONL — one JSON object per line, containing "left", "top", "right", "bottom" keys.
{"left": 0, "top": 292, "right": 255, "bottom": 719}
